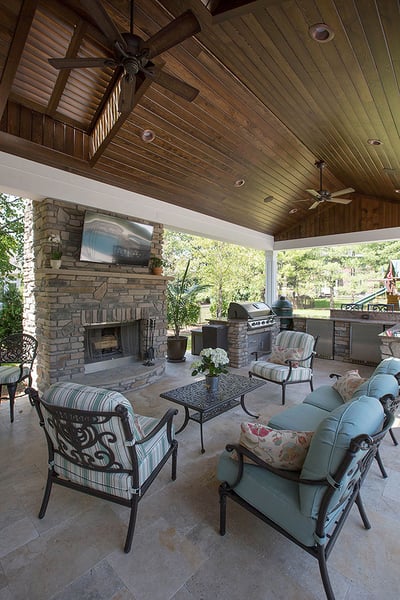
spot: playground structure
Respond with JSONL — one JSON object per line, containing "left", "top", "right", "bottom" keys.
{"left": 349, "top": 260, "right": 400, "bottom": 310}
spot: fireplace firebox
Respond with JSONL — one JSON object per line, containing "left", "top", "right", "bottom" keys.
{"left": 84, "top": 321, "right": 141, "bottom": 370}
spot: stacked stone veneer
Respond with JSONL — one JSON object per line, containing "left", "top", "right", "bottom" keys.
{"left": 23, "top": 198, "right": 167, "bottom": 392}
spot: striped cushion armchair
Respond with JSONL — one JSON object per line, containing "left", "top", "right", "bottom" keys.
{"left": 249, "top": 330, "right": 317, "bottom": 405}
{"left": 28, "top": 382, "right": 178, "bottom": 553}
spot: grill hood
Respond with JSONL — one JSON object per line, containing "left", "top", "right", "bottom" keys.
{"left": 227, "top": 301, "right": 274, "bottom": 320}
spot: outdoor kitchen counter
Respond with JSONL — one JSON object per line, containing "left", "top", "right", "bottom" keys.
{"left": 293, "top": 310, "right": 400, "bottom": 365}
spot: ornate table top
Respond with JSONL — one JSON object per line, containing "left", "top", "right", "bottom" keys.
{"left": 160, "top": 373, "right": 266, "bottom": 411}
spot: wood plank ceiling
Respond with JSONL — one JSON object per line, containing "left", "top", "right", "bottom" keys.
{"left": 1, "top": 0, "right": 400, "bottom": 242}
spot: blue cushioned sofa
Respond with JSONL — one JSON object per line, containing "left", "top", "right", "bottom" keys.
{"left": 268, "top": 357, "right": 400, "bottom": 434}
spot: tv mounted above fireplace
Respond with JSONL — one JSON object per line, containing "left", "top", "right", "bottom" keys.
{"left": 80, "top": 211, "right": 153, "bottom": 266}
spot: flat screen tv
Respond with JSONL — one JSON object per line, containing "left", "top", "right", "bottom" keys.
{"left": 80, "top": 211, "right": 153, "bottom": 266}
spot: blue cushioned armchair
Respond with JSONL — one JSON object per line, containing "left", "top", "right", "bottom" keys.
{"left": 28, "top": 382, "right": 178, "bottom": 553}
{"left": 217, "top": 396, "right": 394, "bottom": 600}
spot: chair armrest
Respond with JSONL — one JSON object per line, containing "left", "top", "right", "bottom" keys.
{"left": 224, "top": 443, "right": 327, "bottom": 488}
{"left": 136, "top": 408, "right": 178, "bottom": 445}
{"left": 329, "top": 373, "right": 341, "bottom": 380}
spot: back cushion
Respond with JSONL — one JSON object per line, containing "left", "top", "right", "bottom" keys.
{"left": 351, "top": 373, "right": 398, "bottom": 402}
{"left": 373, "top": 357, "right": 400, "bottom": 378}
{"left": 274, "top": 331, "right": 315, "bottom": 368}
{"left": 299, "top": 395, "right": 384, "bottom": 517}
{"left": 43, "top": 381, "right": 142, "bottom": 439}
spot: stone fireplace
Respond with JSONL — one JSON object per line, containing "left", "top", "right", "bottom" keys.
{"left": 23, "top": 198, "right": 168, "bottom": 392}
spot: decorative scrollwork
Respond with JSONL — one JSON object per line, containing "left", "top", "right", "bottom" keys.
{"left": 47, "top": 413, "right": 124, "bottom": 471}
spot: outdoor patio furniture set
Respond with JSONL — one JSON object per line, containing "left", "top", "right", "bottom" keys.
{"left": 4, "top": 326, "right": 398, "bottom": 600}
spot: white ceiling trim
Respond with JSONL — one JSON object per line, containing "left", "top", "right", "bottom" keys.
{"left": 274, "top": 228, "right": 400, "bottom": 250}
{"left": 0, "top": 151, "right": 274, "bottom": 251}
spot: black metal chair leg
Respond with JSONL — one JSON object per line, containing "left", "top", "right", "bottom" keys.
{"left": 281, "top": 384, "right": 286, "bottom": 405}
{"left": 317, "top": 545, "right": 335, "bottom": 600}
{"left": 39, "top": 474, "right": 53, "bottom": 518}
{"left": 171, "top": 444, "right": 178, "bottom": 480}
{"left": 355, "top": 493, "right": 371, "bottom": 530}
{"left": 124, "top": 497, "right": 139, "bottom": 553}
{"left": 389, "top": 427, "right": 398, "bottom": 446}
{"left": 7, "top": 383, "right": 17, "bottom": 423}
{"left": 219, "top": 492, "right": 227, "bottom": 536}
{"left": 375, "top": 449, "right": 388, "bottom": 478}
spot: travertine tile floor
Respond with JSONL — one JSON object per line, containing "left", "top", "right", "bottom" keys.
{"left": 1, "top": 356, "right": 399, "bottom": 600}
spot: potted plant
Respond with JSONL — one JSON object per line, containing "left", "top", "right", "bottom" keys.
{"left": 149, "top": 255, "right": 164, "bottom": 275}
{"left": 48, "top": 234, "right": 62, "bottom": 268}
{"left": 191, "top": 347, "right": 229, "bottom": 392}
{"left": 166, "top": 260, "right": 209, "bottom": 362}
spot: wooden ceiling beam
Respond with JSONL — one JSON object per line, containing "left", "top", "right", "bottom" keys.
{"left": 47, "top": 21, "right": 88, "bottom": 117}
{"left": 0, "top": 0, "right": 39, "bottom": 120}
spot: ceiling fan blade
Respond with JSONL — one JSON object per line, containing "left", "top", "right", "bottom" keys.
{"left": 327, "top": 198, "right": 353, "bottom": 205}
{"left": 48, "top": 57, "right": 112, "bottom": 69}
{"left": 79, "top": 0, "right": 126, "bottom": 49}
{"left": 309, "top": 201, "right": 320, "bottom": 210}
{"left": 144, "top": 10, "right": 201, "bottom": 59}
{"left": 330, "top": 187, "right": 355, "bottom": 198}
{"left": 118, "top": 74, "right": 136, "bottom": 114}
{"left": 147, "top": 69, "right": 199, "bottom": 101}
{"left": 305, "top": 189, "right": 320, "bottom": 198}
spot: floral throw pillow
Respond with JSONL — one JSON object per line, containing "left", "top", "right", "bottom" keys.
{"left": 237, "top": 422, "right": 314, "bottom": 471}
{"left": 332, "top": 370, "right": 367, "bottom": 402}
{"left": 269, "top": 346, "right": 304, "bottom": 368}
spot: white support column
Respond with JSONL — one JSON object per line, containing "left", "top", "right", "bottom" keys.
{"left": 265, "top": 250, "right": 277, "bottom": 307}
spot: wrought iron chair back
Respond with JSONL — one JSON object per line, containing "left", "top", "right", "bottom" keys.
{"left": 28, "top": 385, "right": 178, "bottom": 553}
{"left": 0, "top": 332, "right": 38, "bottom": 422}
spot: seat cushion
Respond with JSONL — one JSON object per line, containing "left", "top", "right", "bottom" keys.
{"left": 268, "top": 402, "right": 328, "bottom": 432}
{"left": 302, "top": 385, "right": 344, "bottom": 411}
{"left": 0, "top": 365, "right": 30, "bottom": 384}
{"left": 250, "top": 361, "right": 312, "bottom": 383}
{"left": 217, "top": 450, "right": 345, "bottom": 547}
{"left": 299, "top": 395, "right": 384, "bottom": 518}
{"left": 273, "top": 331, "right": 315, "bottom": 368}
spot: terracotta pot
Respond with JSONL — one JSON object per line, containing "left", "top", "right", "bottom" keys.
{"left": 152, "top": 267, "right": 163, "bottom": 275}
{"left": 167, "top": 336, "right": 188, "bottom": 362}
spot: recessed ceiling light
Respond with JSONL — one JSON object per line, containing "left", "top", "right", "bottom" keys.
{"left": 309, "top": 23, "right": 335, "bottom": 43}
{"left": 264, "top": 196, "right": 274, "bottom": 203}
{"left": 234, "top": 178, "right": 245, "bottom": 187}
{"left": 367, "top": 138, "right": 383, "bottom": 146}
{"left": 141, "top": 129, "right": 155, "bottom": 142}
{"left": 289, "top": 208, "right": 298, "bottom": 214}
{"left": 395, "top": 189, "right": 400, "bottom": 194}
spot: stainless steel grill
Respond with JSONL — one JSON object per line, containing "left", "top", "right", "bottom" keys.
{"left": 227, "top": 301, "right": 276, "bottom": 330}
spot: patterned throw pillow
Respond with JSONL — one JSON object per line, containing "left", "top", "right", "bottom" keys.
{"left": 269, "top": 346, "right": 304, "bottom": 368}
{"left": 332, "top": 370, "right": 367, "bottom": 402}
{"left": 237, "top": 422, "right": 314, "bottom": 471}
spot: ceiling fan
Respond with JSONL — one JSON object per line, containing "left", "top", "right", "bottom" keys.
{"left": 48, "top": 0, "right": 201, "bottom": 113}
{"left": 303, "top": 160, "right": 355, "bottom": 210}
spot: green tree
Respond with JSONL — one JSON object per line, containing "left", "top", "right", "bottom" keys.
{"left": 0, "top": 287, "right": 23, "bottom": 338}
{"left": 0, "top": 194, "right": 24, "bottom": 279}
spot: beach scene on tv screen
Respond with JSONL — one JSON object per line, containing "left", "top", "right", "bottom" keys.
{"left": 80, "top": 211, "right": 153, "bottom": 266}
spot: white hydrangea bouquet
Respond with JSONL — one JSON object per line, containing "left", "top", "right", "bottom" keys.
{"left": 191, "top": 347, "right": 229, "bottom": 377}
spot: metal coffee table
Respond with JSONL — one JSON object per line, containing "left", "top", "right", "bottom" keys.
{"left": 160, "top": 373, "right": 266, "bottom": 453}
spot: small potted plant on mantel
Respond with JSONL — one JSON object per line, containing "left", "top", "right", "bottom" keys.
{"left": 48, "top": 234, "right": 62, "bottom": 269}
{"left": 149, "top": 255, "right": 164, "bottom": 275}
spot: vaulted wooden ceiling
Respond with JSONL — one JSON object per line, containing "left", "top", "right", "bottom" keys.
{"left": 1, "top": 0, "right": 400, "bottom": 242}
